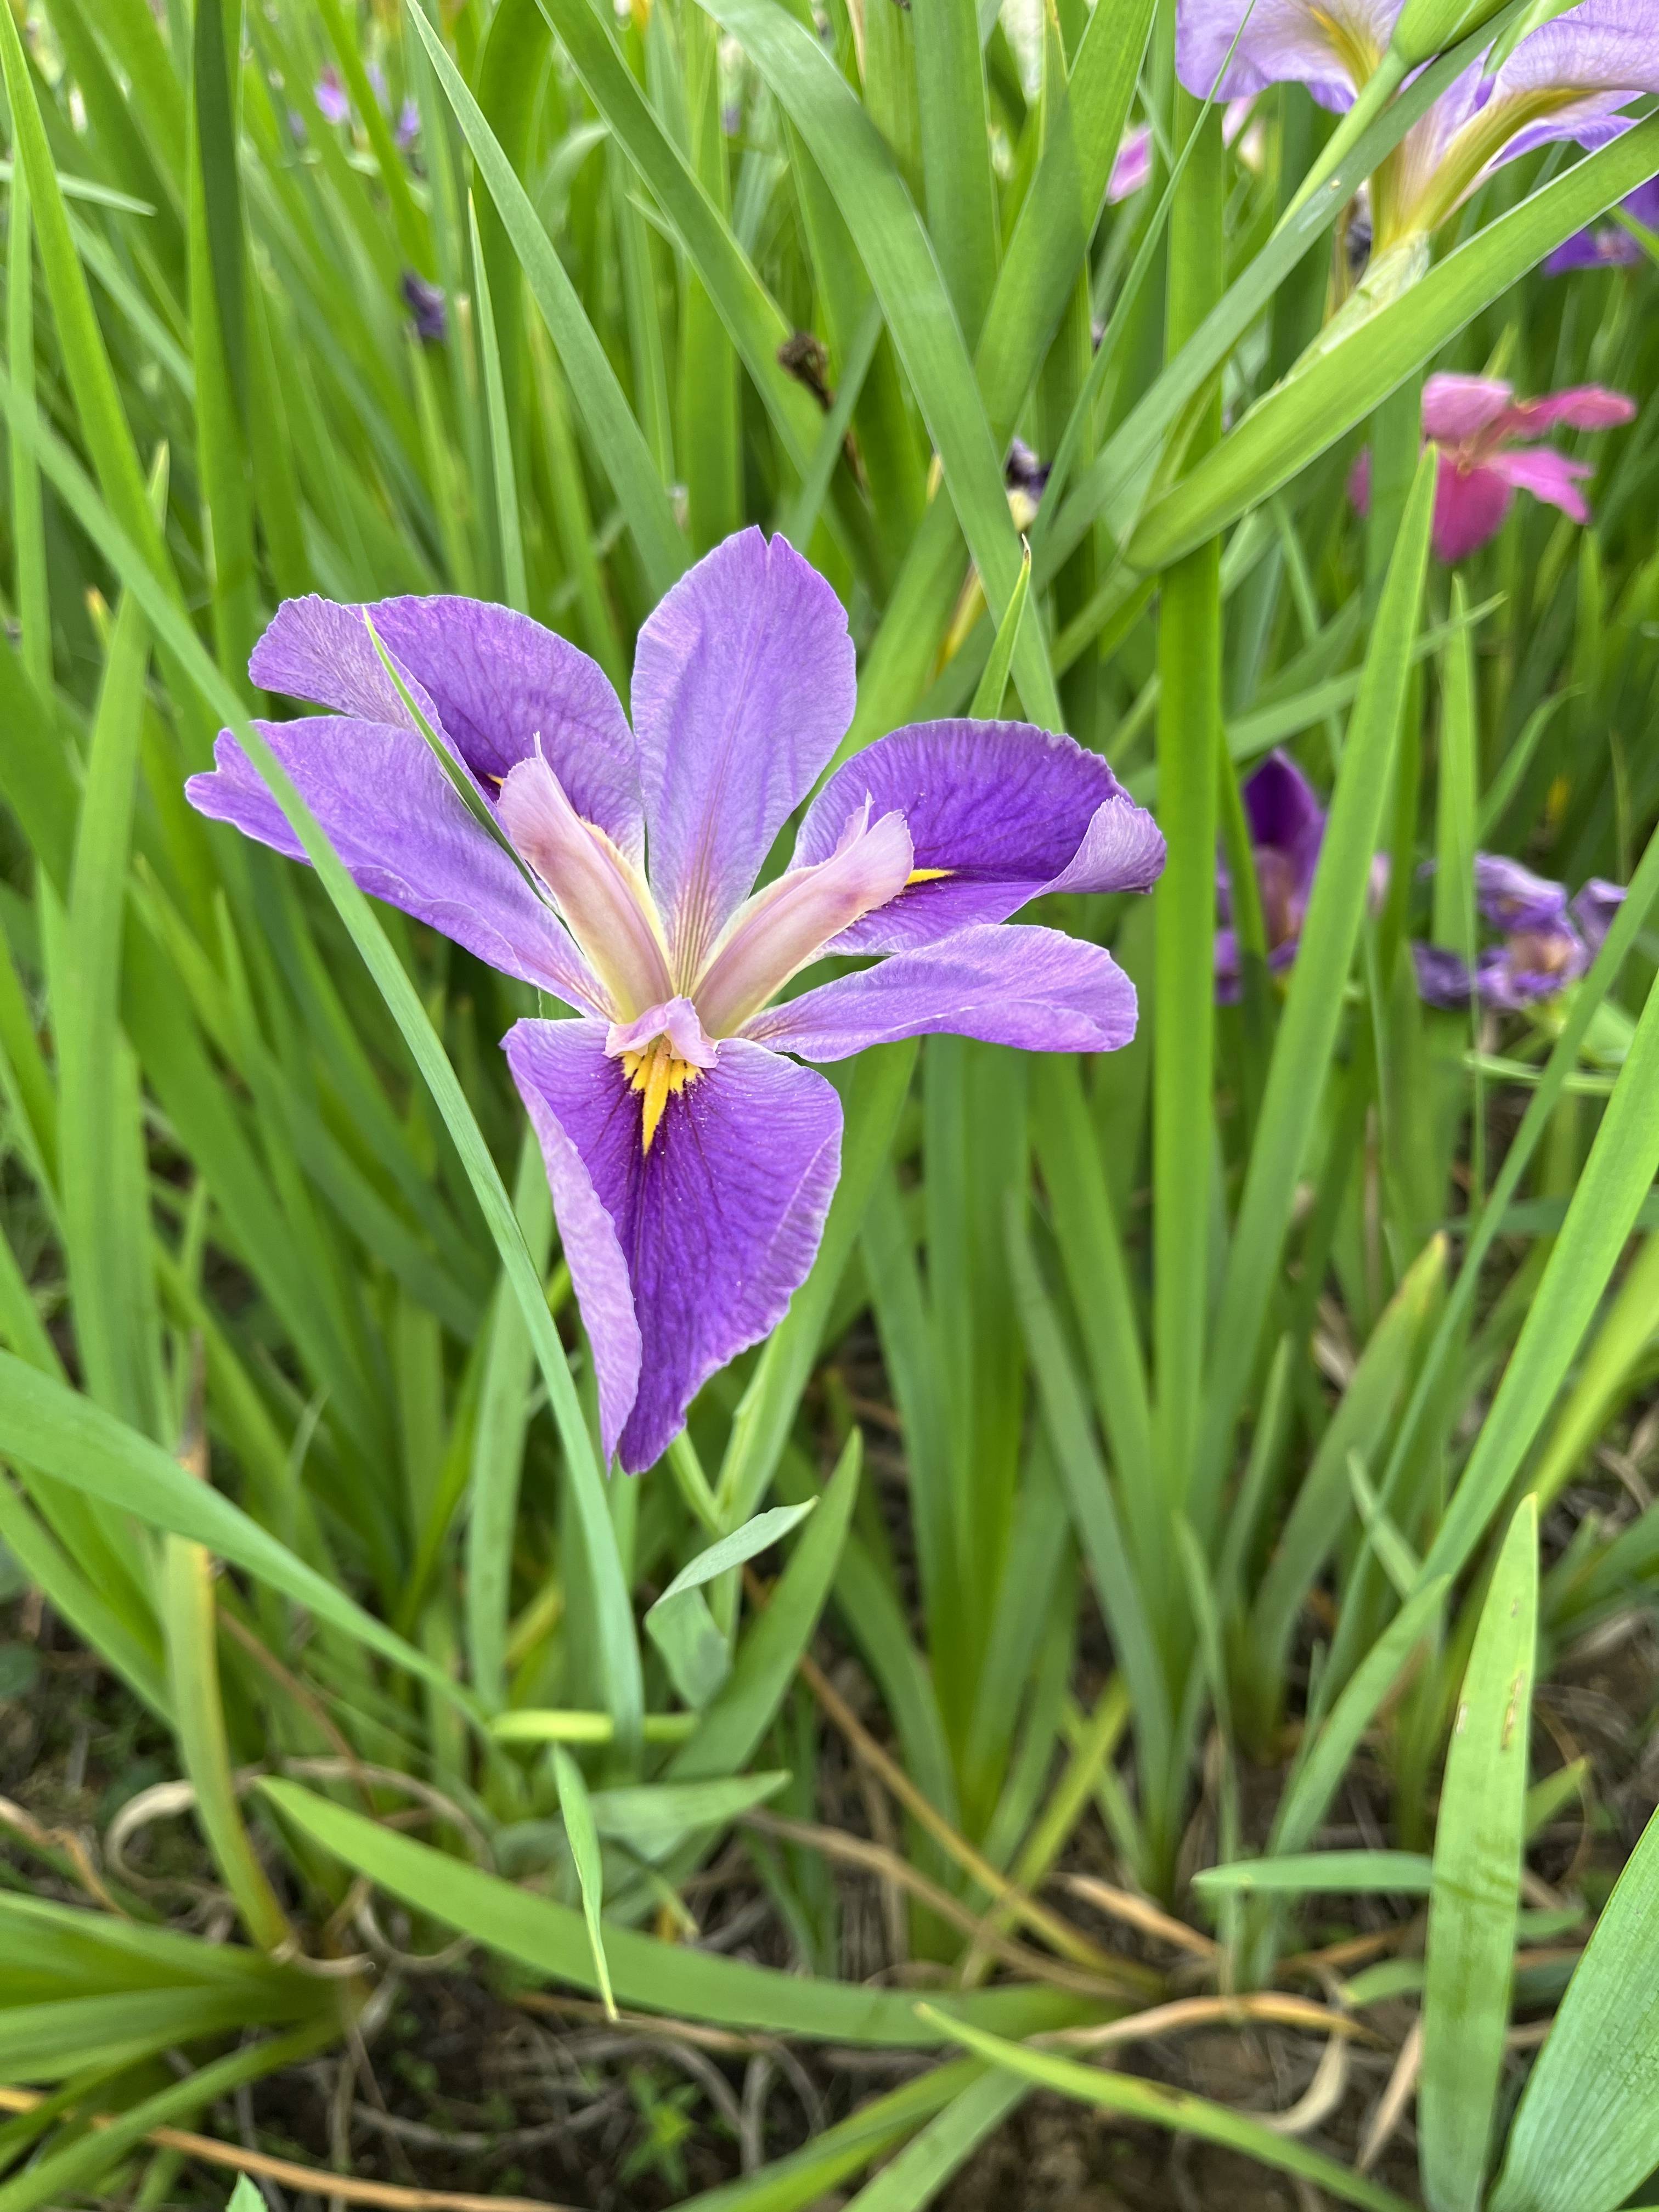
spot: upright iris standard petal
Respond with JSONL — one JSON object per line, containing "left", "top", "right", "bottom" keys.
{"left": 505, "top": 1020, "right": 842, "bottom": 1474}
{"left": 743, "top": 924, "right": 1139, "bottom": 1060}
{"left": 252, "top": 594, "right": 642, "bottom": 853}
{"left": 792, "top": 720, "right": 1165, "bottom": 954}
{"left": 187, "top": 719, "right": 604, "bottom": 1010}
{"left": 1421, "top": 375, "right": 1516, "bottom": 442}
{"left": 498, "top": 752, "right": 673, "bottom": 1019}
{"left": 630, "top": 528, "right": 857, "bottom": 975}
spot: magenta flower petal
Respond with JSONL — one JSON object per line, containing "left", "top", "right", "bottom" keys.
{"left": 743, "top": 924, "right": 1138, "bottom": 1060}
{"left": 1175, "top": 0, "right": 1401, "bottom": 109}
{"left": 1422, "top": 374, "right": 1515, "bottom": 443}
{"left": 630, "top": 528, "right": 856, "bottom": 974}
{"left": 251, "top": 596, "right": 642, "bottom": 855}
{"left": 1488, "top": 445, "right": 1594, "bottom": 524}
{"left": 187, "top": 721, "right": 603, "bottom": 1010}
{"left": 1432, "top": 459, "right": 1514, "bottom": 562}
{"left": 792, "top": 720, "right": 1164, "bottom": 955}
{"left": 1504, "top": 385, "right": 1637, "bottom": 435}
{"left": 505, "top": 1019, "right": 842, "bottom": 1472}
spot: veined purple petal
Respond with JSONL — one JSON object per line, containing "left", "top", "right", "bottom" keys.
{"left": 630, "top": 528, "right": 856, "bottom": 977}
{"left": 505, "top": 1020, "right": 842, "bottom": 1472}
{"left": 1475, "top": 853, "right": 1570, "bottom": 932}
{"left": 1175, "top": 0, "right": 1402, "bottom": 109}
{"left": 792, "top": 720, "right": 1164, "bottom": 955}
{"left": 187, "top": 720, "right": 603, "bottom": 1011}
{"left": 1571, "top": 877, "right": 1627, "bottom": 954}
{"left": 1492, "top": 0, "right": 1659, "bottom": 101}
{"left": 498, "top": 752, "right": 674, "bottom": 1020}
{"left": 743, "top": 924, "right": 1139, "bottom": 1060}
{"left": 1432, "top": 458, "right": 1514, "bottom": 562}
{"left": 693, "top": 806, "right": 913, "bottom": 1038}
{"left": 251, "top": 595, "right": 642, "bottom": 856}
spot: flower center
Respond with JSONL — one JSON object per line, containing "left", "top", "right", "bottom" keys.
{"left": 620, "top": 1036, "right": 701, "bottom": 1154}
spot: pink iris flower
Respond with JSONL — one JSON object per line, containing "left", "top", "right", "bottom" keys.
{"left": 1351, "top": 373, "right": 1635, "bottom": 562}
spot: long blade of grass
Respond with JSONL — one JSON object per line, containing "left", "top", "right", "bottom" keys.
{"left": 1419, "top": 1497, "right": 1538, "bottom": 2212}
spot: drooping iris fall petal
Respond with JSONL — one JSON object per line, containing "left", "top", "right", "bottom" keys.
{"left": 187, "top": 718, "right": 605, "bottom": 1012}
{"left": 506, "top": 1019, "right": 842, "bottom": 1473}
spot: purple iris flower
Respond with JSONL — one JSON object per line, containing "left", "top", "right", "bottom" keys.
{"left": 1177, "top": 0, "right": 1659, "bottom": 251}
{"left": 314, "top": 66, "right": 351, "bottom": 126}
{"left": 1547, "top": 172, "right": 1659, "bottom": 269}
{"left": 396, "top": 97, "right": 422, "bottom": 152}
{"left": 185, "top": 531, "right": 1164, "bottom": 1472}
{"left": 400, "top": 272, "right": 448, "bottom": 344}
{"left": 1215, "top": 751, "right": 1327, "bottom": 1000}
{"left": 1413, "top": 853, "right": 1626, "bottom": 1008}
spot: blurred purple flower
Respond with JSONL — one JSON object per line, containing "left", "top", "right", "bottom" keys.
{"left": 314, "top": 65, "right": 351, "bottom": 125}
{"left": 1216, "top": 752, "right": 1331, "bottom": 998}
{"left": 1546, "top": 173, "right": 1659, "bottom": 269}
{"left": 396, "top": 97, "right": 421, "bottom": 151}
{"left": 185, "top": 530, "right": 1164, "bottom": 1471}
{"left": 400, "top": 272, "right": 448, "bottom": 343}
{"left": 1176, "top": 0, "right": 1659, "bottom": 246}
{"left": 1413, "top": 854, "right": 1626, "bottom": 1008}
{"left": 1351, "top": 373, "right": 1635, "bottom": 561}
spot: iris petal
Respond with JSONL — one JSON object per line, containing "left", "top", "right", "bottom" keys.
{"left": 506, "top": 1019, "right": 842, "bottom": 1473}
{"left": 499, "top": 752, "right": 674, "bottom": 1020}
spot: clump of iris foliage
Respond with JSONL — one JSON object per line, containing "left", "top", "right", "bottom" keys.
{"left": 4, "top": 0, "right": 1659, "bottom": 2202}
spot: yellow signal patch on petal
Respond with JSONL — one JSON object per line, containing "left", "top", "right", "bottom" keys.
{"left": 906, "top": 866, "right": 955, "bottom": 885}
{"left": 622, "top": 1036, "right": 701, "bottom": 1154}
